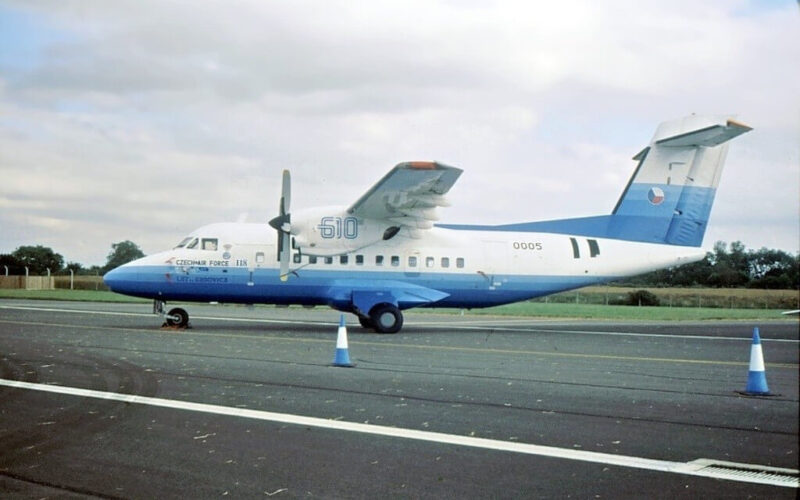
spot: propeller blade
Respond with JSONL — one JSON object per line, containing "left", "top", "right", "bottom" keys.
{"left": 281, "top": 169, "right": 291, "bottom": 215}
{"left": 272, "top": 169, "right": 292, "bottom": 281}
{"left": 279, "top": 232, "right": 290, "bottom": 281}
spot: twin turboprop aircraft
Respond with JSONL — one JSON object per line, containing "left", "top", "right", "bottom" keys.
{"left": 104, "top": 115, "right": 752, "bottom": 333}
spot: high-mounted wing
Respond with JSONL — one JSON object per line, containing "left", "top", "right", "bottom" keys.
{"left": 347, "top": 161, "right": 462, "bottom": 231}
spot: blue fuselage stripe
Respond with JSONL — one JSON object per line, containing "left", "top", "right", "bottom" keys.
{"left": 105, "top": 266, "right": 616, "bottom": 310}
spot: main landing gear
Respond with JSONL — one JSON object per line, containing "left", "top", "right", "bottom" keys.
{"left": 154, "top": 299, "right": 190, "bottom": 328}
{"left": 358, "top": 303, "right": 403, "bottom": 334}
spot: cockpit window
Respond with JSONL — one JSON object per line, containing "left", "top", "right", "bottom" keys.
{"left": 186, "top": 238, "right": 199, "bottom": 249}
{"left": 175, "top": 237, "right": 193, "bottom": 249}
{"left": 202, "top": 238, "right": 218, "bottom": 251}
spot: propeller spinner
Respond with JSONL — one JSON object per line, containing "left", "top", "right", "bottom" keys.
{"left": 268, "top": 170, "right": 292, "bottom": 281}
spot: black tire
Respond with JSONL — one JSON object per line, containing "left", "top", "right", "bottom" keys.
{"left": 358, "top": 315, "right": 374, "bottom": 329}
{"left": 166, "top": 307, "right": 189, "bottom": 328}
{"left": 369, "top": 304, "right": 403, "bottom": 334}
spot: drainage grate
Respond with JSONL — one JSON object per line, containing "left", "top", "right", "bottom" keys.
{"left": 678, "top": 459, "right": 799, "bottom": 488}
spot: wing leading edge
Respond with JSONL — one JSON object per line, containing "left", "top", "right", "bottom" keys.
{"left": 347, "top": 161, "right": 462, "bottom": 231}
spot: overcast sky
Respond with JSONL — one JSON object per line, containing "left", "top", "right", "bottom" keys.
{"left": 1, "top": 0, "right": 798, "bottom": 267}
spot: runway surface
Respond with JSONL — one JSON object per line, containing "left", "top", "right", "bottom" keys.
{"left": 1, "top": 299, "right": 798, "bottom": 498}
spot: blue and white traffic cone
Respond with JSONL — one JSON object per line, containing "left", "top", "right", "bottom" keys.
{"left": 743, "top": 327, "right": 770, "bottom": 395}
{"left": 332, "top": 314, "right": 354, "bottom": 367}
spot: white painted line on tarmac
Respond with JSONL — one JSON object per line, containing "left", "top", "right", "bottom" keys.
{"left": 1, "top": 304, "right": 797, "bottom": 343}
{"left": 1, "top": 378, "right": 796, "bottom": 488}
{"left": 420, "top": 322, "right": 800, "bottom": 343}
{"left": 0, "top": 304, "right": 329, "bottom": 326}
{"left": 0, "top": 304, "right": 152, "bottom": 317}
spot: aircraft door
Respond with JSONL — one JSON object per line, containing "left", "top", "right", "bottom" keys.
{"left": 478, "top": 240, "right": 508, "bottom": 290}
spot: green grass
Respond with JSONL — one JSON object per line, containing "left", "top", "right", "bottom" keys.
{"left": 439, "top": 302, "right": 795, "bottom": 321}
{"left": 0, "top": 289, "right": 147, "bottom": 303}
{"left": 0, "top": 288, "right": 794, "bottom": 321}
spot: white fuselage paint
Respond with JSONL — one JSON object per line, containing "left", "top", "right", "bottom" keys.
{"left": 129, "top": 222, "right": 704, "bottom": 291}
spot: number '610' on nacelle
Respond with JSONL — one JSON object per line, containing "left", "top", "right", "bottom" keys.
{"left": 289, "top": 206, "right": 402, "bottom": 257}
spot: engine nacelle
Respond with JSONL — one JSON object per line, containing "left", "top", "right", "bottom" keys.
{"left": 290, "top": 206, "right": 399, "bottom": 256}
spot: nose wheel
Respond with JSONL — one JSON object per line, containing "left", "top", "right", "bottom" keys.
{"left": 154, "top": 300, "right": 190, "bottom": 329}
{"left": 165, "top": 307, "right": 190, "bottom": 328}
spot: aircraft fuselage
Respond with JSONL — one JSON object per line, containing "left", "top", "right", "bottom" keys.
{"left": 105, "top": 222, "right": 703, "bottom": 312}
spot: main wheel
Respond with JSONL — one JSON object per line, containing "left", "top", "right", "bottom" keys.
{"left": 358, "top": 315, "right": 374, "bottom": 329}
{"left": 369, "top": 304, "right": 403, "bottom": 334}
{"left": 166, "top": 307, "right": 189, "bottom": 328}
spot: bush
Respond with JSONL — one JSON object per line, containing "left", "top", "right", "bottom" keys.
{"left": 624, "top": 290, "right": 660, "bottom": 306}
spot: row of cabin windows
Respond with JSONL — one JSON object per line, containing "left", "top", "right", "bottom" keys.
{"left": 287, "top": 253, "right": 465, "bottom": 269}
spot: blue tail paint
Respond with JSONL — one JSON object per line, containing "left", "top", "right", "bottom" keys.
{"left": 439, "top": 116, "right": 752, "bottom": 248}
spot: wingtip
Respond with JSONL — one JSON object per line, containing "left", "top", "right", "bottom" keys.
{"left": 726, "top": 118, "right": 753, "bottom": 132}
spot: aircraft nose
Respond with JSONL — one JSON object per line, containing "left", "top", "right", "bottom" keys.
{"left": 102, "top": 266, "right": 123, "bottom": 291}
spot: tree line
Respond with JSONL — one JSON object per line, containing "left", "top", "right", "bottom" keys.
{"left": 0, "top": 241, "right": 144, "bottom": 276}
{"left": 1, "top": 240, "right": 798, "bottom": 290}
{"left": 614, "top": 241, "right": 799, "bottom": 289}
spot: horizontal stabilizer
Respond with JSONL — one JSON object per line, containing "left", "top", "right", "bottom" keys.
{"left": 656, "top": 119, "right": 752, "bottom": 148}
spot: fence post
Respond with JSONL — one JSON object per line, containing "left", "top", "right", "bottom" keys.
{"left": 70, "top": 269, "right": 74, "bottom": 290}
{"left": 3, "top": 265, "right": 7, "bottom": 276}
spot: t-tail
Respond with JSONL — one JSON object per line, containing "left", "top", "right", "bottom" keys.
{"left": 474, "top": 115, "right": 753, "bottom": 247}
{"left": 608, "top": 115, "right": 752, "bottom": 246}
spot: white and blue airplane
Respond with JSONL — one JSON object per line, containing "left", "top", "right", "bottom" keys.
{"left": 104, "top": 115, "right": 751, "bottom": 333}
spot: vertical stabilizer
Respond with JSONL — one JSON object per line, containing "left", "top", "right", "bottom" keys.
{"left": 609, "top": 115, "right": 751, "bottom": 246}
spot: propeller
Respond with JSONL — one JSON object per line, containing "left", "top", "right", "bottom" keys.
{"left": 268, "top": 170, "right": 292, "bottom": 281}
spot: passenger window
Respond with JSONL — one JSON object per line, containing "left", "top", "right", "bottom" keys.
{"left": 293, "top": 253, "right": 301, "bottom": 264}
{"left": 309, "top": 256, "right": 317, "bottom": 264}
{"left": 426, "top": 257, "right": 434, "bottom": 268}
{"left": 408, "top": 256, "right": 417, "bottom": 267}
{"left": 340, "top": 255, "right": 348, "bottom": 265}
{"left": 588, "top": 239, "right": 600, "bottom": 258}
{"left": 570, "top": 237, "right": 580, "bottom": 259}
{"left": 202, "top": 238, "right": 218, "bottom": 251}
{"left": 441, "top": 257, "right": 450, "bottom": 268}
{"left": 256, "top": 252, "right": 265, "bottom": 264}
{"left": 356, "top": 255, "right": 364, "bottom": 265}
{"left": 376, "top": 255, "right": 384, "bottom": 266}
{"left": 391, "top": 255, "right": 400, "bottom": 267}
{"left": 324, "top": 256, "right": 333, "bottom": 264}
{"left": 456, "top": 258, "right": 465, "bottom": 268}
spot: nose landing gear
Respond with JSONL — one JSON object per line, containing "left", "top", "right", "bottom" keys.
{"left": 154, "top": 299, "right": 191, "bottom": 329}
